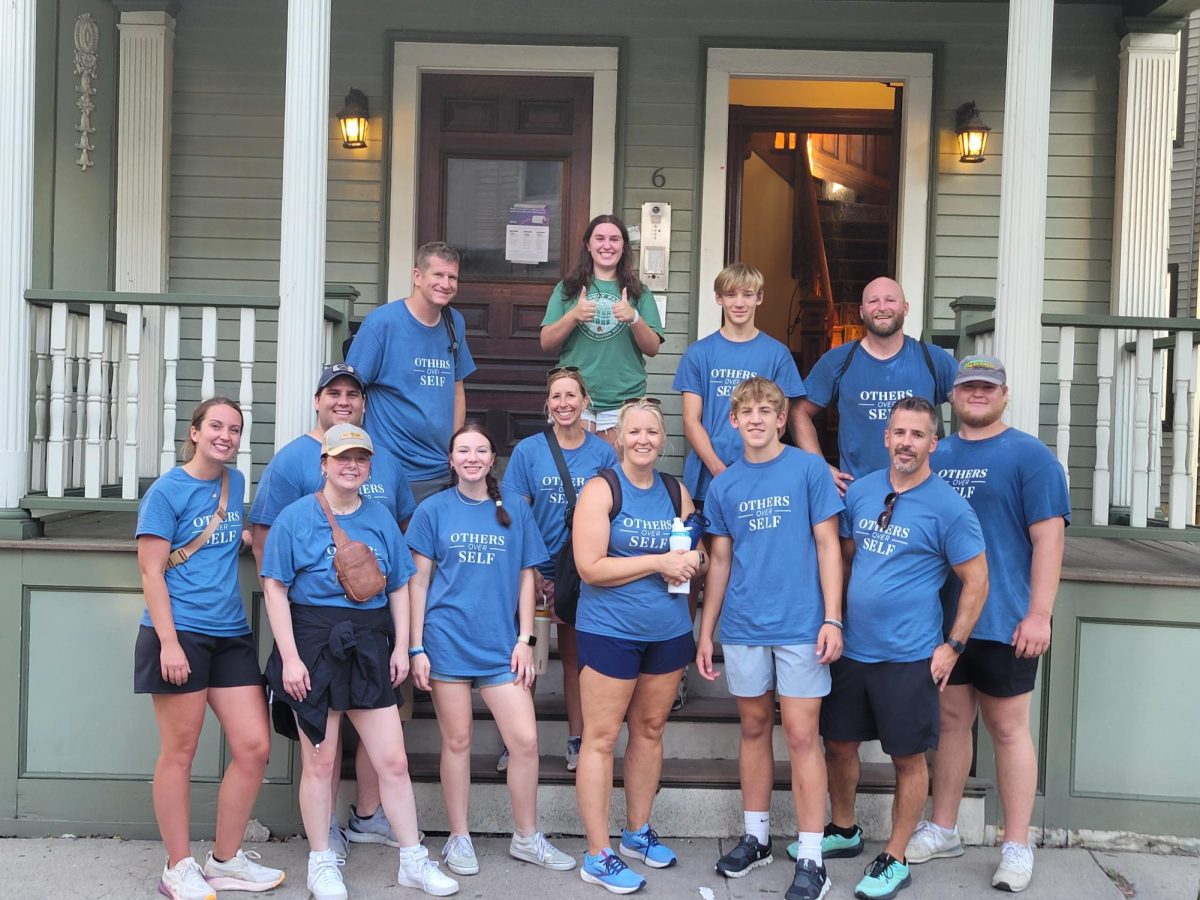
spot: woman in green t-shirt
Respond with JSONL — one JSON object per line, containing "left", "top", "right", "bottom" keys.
{"left": 539, "top": 214, "right": 665, "bottom": 444}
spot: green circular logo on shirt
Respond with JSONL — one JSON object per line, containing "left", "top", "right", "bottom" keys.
{"left": 578, "top": 287, "right": 625, "bottom": 342}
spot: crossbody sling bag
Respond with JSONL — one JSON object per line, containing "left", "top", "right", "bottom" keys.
{"left": 314, "top": 490, "right": 387, "bottom": 603}
{"left": 546, "top": 429, "right": 584, "bottom": 625}
{"left": 166, "top": 469, "right": 230, "bottom": 569}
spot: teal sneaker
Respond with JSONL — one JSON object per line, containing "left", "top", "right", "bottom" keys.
{"left": 854, "top": 853, "right": 911, "bottom": 900}
{"left": 619, "top": 824, "right": 677, "bottom": 868}
{"left": 788, "top": 823, "right": 864, "bottom": 861}
{"left": 580, "top": 849, "right": 645, "bottom": 894}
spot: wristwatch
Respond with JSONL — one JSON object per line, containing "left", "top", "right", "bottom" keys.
{"left": 946, "top": 637, "right": 967, "bottom": 654}
{"left": 517, "top": 634, "right": 538, "bottom": 647}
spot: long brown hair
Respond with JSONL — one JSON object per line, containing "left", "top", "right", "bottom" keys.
{"left": 562, "top": 214, "right": 644, "bottom": 302}
{"left": 448, "top": 422, "right": 511, "bottom": 527}
{"left": 181, "top": 397, "right": 243, "bottom": 462}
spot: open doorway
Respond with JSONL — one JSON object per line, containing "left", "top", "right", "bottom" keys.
{"left": 724, "top": 79, "right": 900, "bottom": 377}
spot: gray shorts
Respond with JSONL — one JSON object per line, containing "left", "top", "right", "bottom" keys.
{"left": 723, "top": 643, "right": 831, "bottom": 699}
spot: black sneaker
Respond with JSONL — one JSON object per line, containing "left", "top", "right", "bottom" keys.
{"left": 715, "top": 834, "right": 773, "bottom": 878}
{"left": 786, "top": 857, "right": 832, "bottom": 900}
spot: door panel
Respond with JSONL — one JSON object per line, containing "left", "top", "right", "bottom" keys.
{"left": 419, "top": 74, "right": 593, "bottom": 454}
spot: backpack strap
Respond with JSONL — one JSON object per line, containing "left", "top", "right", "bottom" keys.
{"left": 828, "top": 339, "right": 862, "bottom": 411}
{"left": 166, "top": 469, "right": 229, "bottom": 569}
{"left": 597, "top": 467, "right": 681, "bottom": 521}
{"left": 441, "top": 307, "right": 458, "bottom": 356}
{"left": 660, "top": 471, "right": 682, "bottom": 518}
{"left": 911, "top": 336, "right": 946, "bottom": 405}
{"left": 545, "top": 429, "right": 577, "bottom": 524}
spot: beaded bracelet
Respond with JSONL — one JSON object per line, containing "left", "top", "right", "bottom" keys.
{"left": 823, "top": 619, "right": 844, "bottom": 630}
{"left": 408, "top": 645, "right": 426, "bottom": 657}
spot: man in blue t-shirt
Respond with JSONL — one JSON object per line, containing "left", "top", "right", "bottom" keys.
{"left": 696, "top": 377, "right": 843, "bottom": 900}
{"left": 799, "top": 277, "right": 957, "bottom": 491}
{"left": 249, "top": 362, "right": 417, "bottom": 857}
{"left": 346, "top": 241, "right": 476, "bottom": 502}
{"left": 820, "top": 396, "right": 988, "bottom": 900}
{"left": 907, "top": 356, "right": 1069, "bottom": 894}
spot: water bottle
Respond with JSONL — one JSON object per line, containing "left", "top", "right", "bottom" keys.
{"left": 667, "top": 517, "right": 691, "bottom": 595}
{"left": 532, "top": 603, "right": 552, "bottom": 675}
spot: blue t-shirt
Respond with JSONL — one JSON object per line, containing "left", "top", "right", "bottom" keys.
{"left": 249, "top": 434, "right": 415, "bottom": 528}
{"left": 839, "top": 468, "right": 985, "bottom": 663}
{"left": 673, "top": 330, "right": 807, "bottom": 501}
{"left": 933, "top": 428, "right": 1071, "bottom": 642}
{"left": 805, "top": 338, "right": 956, "bottom": 476}
{"left": 501, "top": 431, "right": 619, "bottom": 577}
{"left": 260, "top": 494, "right": 414, "bottom": 610}
{"left": 406, "top": 488, "right": 548, "bottom": 678}
{"left": 705, "top": 446, "right": 843, "bottom": 645}
{"left": 575, "top": 467, "right": 693, "bottom": 642}
{"left": 136, "top": 466, "right": 248, "bottom": 636}
{"left": 346, "top": 300, "right": 477, "bottom": 481}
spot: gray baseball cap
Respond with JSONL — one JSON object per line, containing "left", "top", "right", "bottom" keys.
{"left": 954, "top": 354, "right": 1007, "bottom": 387}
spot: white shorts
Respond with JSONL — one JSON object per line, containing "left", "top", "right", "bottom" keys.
{"left": 582, "top": 407, "right": 621, "bottom": 432}
{"left": 723, "top": 642, "right": 831, "bottom": 699}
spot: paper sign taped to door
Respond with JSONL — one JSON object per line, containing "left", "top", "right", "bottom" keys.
{"left": 505, "top": 204, "right": 550, "bottom": 264}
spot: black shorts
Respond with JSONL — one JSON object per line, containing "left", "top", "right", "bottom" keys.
{"left": 819, "top": 656, "right": 939, "bottom": 757}
{"left": 947, "top": 638, "right": 1039, "bottom": 698}
{"left": 134, "top": 626, "right": 262, "bottom": 694}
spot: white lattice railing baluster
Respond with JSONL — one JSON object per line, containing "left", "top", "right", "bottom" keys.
{"left": 238, "top": 308, "right": 255, "bottom": 501}
{"left": 1055, "top": 326, "right": 1075, "bottom": 478}
{"left": 46, "top": 304, "right": 68, "bottom": 498}
{"left": 122, "top": 305, "right": 142, "bottom": 501}
{"left": 84, "top": 304, "right": 105, "bottom": 498}
{"left": 1148, "top": 347, "right": 1164, "bottom": 517}
{"left": 1169, "top": 332, "right": 1195, "bottom": 529}
{"left": 30, "top": 306, "right": 50, "bottom": 492}
{"left": 1185, "top": 339, "right": 1199, "bottom": 527}
{"left": 104, "top": 320, "right": 119, "bottom": 484}
{"left": 201, "top": 306, "right": 217, "bottom": 400}
{"left": 1129, "top": 329, "right": 1153, "bottom": 528}
{"left": 161, "top": 307, "right": 180, "bottom": 473}
{"left": 1092, "top": 328, "right": 1116, "bottom": 526}
{"left": 70, "top": 314, "right": 87, "bottom": 489}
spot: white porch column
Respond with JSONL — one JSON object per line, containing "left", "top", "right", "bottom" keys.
{"left": 1109, "top": 29, "right": 1179, "bottom": 509}
{"left": 275, "top": 0, "right": 330, "bottom": 447}
{"left": 114, "top": 3, "right": 177, "bottom": 477}
{"left": 0, "top": 0, "right": 39, "bottom": 537}
{"left": 993, "top": 0, "right": 1055, "bottom": 435}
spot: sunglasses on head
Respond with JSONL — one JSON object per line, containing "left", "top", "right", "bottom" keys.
{"left": 621, "top": 396, "right": 662, "bottom": 408}
{"left": 547, "top": 365, "right": 581, "bottom": 380}
{"left": 876, "top": 491, "right": 899, "bottom": 531}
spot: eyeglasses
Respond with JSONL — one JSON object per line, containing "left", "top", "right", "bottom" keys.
{"left": 547, "top": 365, "right": 581, "bottom": 379}
{"left": 621, "top": 396, "right": 662, "bottom": 408}
{"left": 876, "top": 491, "right": 899, "bottom": 531}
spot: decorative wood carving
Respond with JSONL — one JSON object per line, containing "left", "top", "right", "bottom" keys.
{"left": 73, "top": 13, "right": 99, "bottom": 172}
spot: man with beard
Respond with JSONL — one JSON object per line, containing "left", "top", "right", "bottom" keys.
{"left": 907, "top": 356, "right": 1069, "bottom": 894}
{"left": 820, "top": 396, "right": 988, "bottom": 900}
{"left": 800, "top": 278, "right": 956, "bottom": 492}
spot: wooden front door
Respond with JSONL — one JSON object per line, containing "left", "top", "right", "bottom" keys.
{"left": 418, "top": 74, "right": 593, "bottom": 454}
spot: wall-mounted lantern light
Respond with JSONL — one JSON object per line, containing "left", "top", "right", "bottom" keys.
{"left": 955, "top": 100, "right": 990, "bottom": 164}
{"left": 338, "top": 88, "right": 369, "bottom": 149}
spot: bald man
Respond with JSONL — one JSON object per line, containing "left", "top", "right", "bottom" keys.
{"left": 800, "top": 277, "right": 956, "bottom": 492}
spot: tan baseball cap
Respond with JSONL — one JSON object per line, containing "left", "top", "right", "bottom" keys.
{"left": 322, "top": 422, "right": 374, "bottom": 457}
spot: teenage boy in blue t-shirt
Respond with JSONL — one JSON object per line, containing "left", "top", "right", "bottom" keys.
{"left": 696, "top": 377, "right": 844, "bottom": 900}
{"left": 800, "top": 277, "right": 957, "bottom": 491}
{"left": 821, "top": 396, "right": 989, "bottom": 900}
{"left": 907, "top": 356, "right": 1069, "bottom": 894}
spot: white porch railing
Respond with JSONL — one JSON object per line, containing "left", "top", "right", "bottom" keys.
{"left": 25, "top": 289, "right": 351, "bottom": 507}
{"left": 960, "top": 310, "right": 1200, "bottom": 530}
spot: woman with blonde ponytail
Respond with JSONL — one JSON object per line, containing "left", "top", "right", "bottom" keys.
{"left": 406, "top": 423, "right": 576, "bottom": 879}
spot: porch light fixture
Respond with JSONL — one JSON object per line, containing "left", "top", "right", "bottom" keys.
{"left": 338, "top": 88, "right": 369, "bottom": 149}
{"left": 955, "top": 101, "right": 990, "bottom": 164}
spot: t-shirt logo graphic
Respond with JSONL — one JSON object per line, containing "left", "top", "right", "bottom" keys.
{"left": 578, "top": 287, "right": 624, "bottom": 342}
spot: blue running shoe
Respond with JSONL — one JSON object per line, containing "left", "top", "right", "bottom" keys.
{"left": 620, "top": 824, "right": 677, "bottom": 869}
{"left": 854, "top": 853, "right": 911, "bottom": 900}
{"left": 580, "top": 850, "right": 646, "bottom": 894}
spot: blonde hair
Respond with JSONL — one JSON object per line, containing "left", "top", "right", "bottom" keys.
{"left": 729, "top": 376, "right": 786, "bottom": 416}
{"left": 714, "top": 262, "right": 764, "bottom": 296}
{"left": 615, "top": 399, "right": 668, "bottom": 461}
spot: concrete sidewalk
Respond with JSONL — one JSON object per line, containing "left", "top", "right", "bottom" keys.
{"left": 3, "top": 835, "right": 1198, "bottom": 899}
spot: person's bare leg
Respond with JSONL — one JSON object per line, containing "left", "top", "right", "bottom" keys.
{"left": 430, "top": 681, "right": 474, "bottom": 835}
{"left": 298, "top": 712, "right": 345, "bottom": 852}
{"left": 206, "top": 685, "right": 272, "bottom": 860}
{"left": 980, "top": 691, "right": 1037, "bottom": 846}
{"left": 346, "top": 706, "right": 421, "bottom": 847}
{"left": 557, "top": 624, "right": 584, "bottom": 739}
{"left": 885, "top": 752, "right": 929, "bottom": 860}
{"left": 576, "top": 666, "right": 637, "bottom": 855}
{"left": 734, "top": 693, "right": 776, "bottom": 813}
{"left": 929, "top": 684, "right": 977, "bottom": 830}
{"left": 482, "top": 681, "right": 540, "bottom": 834}
{"left": 352, "top": 722, "right": 383, "bottom": 815}
{"left": 151, "top": 691, "right": 208, "bottom": 866}
{"left": 622, "top": 669, "right": 681, "bottom": 829}
{"left": 779, "top": 697, "right": 826, "bottom": 833}
{"left": 825, "top": 739, "right": 862, "bottom": 829}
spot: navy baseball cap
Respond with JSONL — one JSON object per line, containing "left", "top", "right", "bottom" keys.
{"left": 315, "top": 362, "right": 365, "bottom": 393}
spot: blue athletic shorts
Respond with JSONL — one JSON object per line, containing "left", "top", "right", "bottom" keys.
{"left": 575, "top": 629, "right": 695, "bottom": 680}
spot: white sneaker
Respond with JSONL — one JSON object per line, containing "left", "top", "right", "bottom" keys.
{"left": 905, "top": 819, "right": 964, "bottom": 864}
{"left": 203, "top": 849, "right": 285, "bottom": 891}
{"left": 565, "top": 736, "right": 581, "bottom": 772}
{"left": 510, "top": 831, "right": 577, "bottom": 871}
{"left": 992, "top": 842, "right": 1034, "bottom": 892}
{"left": 440, "top": 833, "right": 479, "bottom": 876}
{"left": 496, "top": 747, "right": 510, "bottom": 772}
{"left": 398, "top": 845, "right": 460, "bottom": 896}
{"left": 159, "top": 856, "right": 216, "bottom": 900}
{"left": 307, "top": 848, "right": 347, "bottom": 900}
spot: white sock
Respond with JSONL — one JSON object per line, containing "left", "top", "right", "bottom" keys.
{"left": 744, "top": 811, "right": 770, "bottom": 844}
{"left": 796, "top": 831, "right": 823, "bottom": 865}
{"left": 398, "top": 843, "right": 423, "bottom": 856}
{"left": 932, "top": 822, "right": 959, "bottom": 838}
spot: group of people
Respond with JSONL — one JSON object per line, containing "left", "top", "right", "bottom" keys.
{"left": 134, "top": 221, "right": 1069, "bottom": 900}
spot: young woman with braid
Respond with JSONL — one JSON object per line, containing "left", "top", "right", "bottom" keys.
{"left": 407, "top": 424, "right": 576, "bottom": 879}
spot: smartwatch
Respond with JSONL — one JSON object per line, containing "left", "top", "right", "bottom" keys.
{"left": 946, "top": 637, "right": 967, "bottom": 654}
{"left": 518, "top": 634, "right": 538, "bottom": 647}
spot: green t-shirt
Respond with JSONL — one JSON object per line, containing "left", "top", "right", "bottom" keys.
{"left": 541, "top": 278, "right": 665, "bottom": 411}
